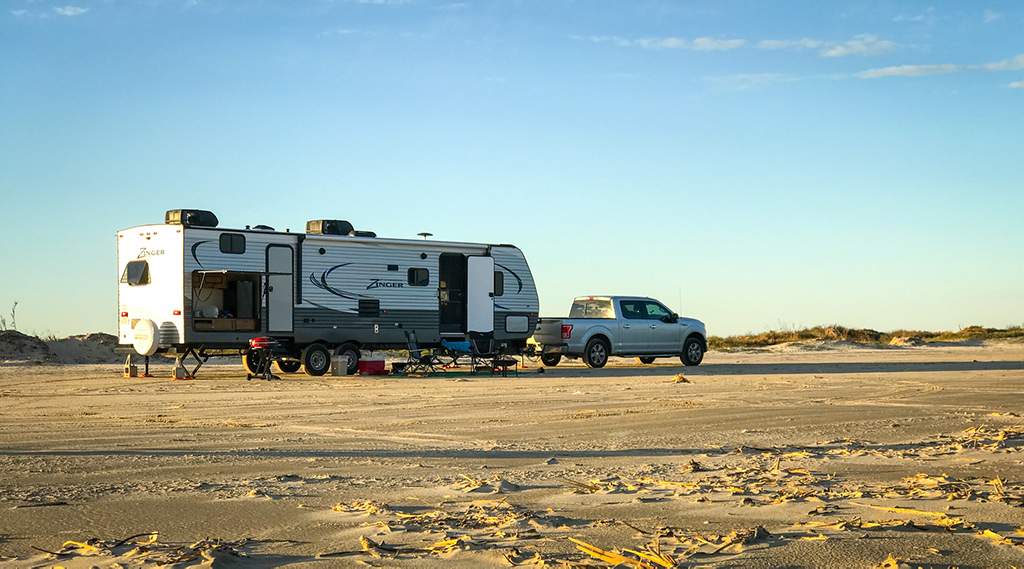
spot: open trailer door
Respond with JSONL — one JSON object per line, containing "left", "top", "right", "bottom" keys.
{"left": 466, "top": 255, "right": 494, "bottom": 335}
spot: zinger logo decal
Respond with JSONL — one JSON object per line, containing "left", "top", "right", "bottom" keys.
{"left": 137, "top": 248, "right": 165, "bottom": 258}
{"left": 366, "top": 279, "right": 404, "bottom": 290}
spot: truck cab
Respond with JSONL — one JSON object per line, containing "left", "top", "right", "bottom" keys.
{"left": 533, "top": 296, "right": 707, "bottom": 368}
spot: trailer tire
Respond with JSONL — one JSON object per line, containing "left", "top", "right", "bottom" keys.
{"left": 335, "top": 343, "right": 360, "bottom": 375}
{"left": 541, "top": 354, "right": 562, "bottom": 367}
{"left": 302, "top": 344, "right": 331, "bottom": 376}
{"left": 243, "top": 350, "right": 264, "bottom": 375}
{"left": 638, "top": 357, "right": 656, "bottom": 364}
{"left": 275, "top": 359, "right": 301, "bottom": 374}
{"left": 584, "top": 337, "right": 609, "bottom": 369}
{"left": 681, "top": 336, "right": 705, "bottom": 366}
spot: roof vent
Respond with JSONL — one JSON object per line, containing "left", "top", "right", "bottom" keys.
{"left": 306, "top": 219, "right": 354, "bottom": 236}
{"left": 352, "top": 230, "right": 376, "bottom": 238}
{"left": 252, "top": 224, "right": 275, "bottom": 231}
{"left": 165, "top": 209, "right": 218, "bottom": 227}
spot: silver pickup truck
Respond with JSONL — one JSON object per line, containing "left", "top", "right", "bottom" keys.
{"left": 533, "top": 296, "right": 707, "bottom": 368}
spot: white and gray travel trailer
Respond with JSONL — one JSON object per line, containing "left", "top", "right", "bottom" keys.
{"left": 117, "top": 210, "right": 539, "bottom": 375}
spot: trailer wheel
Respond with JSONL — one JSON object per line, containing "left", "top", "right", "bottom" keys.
{"left": 584, "top": 337, "right": 609, "bottom": 369}
{"left": 243, "top": 350, "right": 264, "bottom": 375}
{"left": 275, "top": 359, "right": 301, "bottom": 374}
{"left": 681, "top": 336, "right": 705, "bottom": 366}
{"left": 638, "top": 357, "right": 656, "bottom": 365}
{"left": 335, "top": 343, "right": 360, "bottom": 375}
{"left": 541, "top": 354, "right": 562, "bottom": 367}
{"left": 302, "top": 344, "right": 331, "bottom": 376}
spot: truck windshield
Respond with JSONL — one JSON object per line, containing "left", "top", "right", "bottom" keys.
{"left": 569, "top": 298, "right": 614, "bottom": 319}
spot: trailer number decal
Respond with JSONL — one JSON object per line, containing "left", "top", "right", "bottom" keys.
{"left": 366, "top": 279, "right": 404, "bottom": 290}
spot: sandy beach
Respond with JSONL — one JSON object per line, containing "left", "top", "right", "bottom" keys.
{"left": 2, "top": 343, "right": 1023, "bottom": 567}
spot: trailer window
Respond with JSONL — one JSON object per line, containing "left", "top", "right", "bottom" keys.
{"left": 121, "top": 260, "right": 150, "bottom": 286}
{"left": 569, "top": 298, "right": 613, "bottom": 319}
{"left": 219, "top": 233, "right": 246, "bottom": 254}
{"left": 494, "top": 271, "right": 504, "bottom": 296}
{"left": 407, "top": 268, "right": 429, "bottom": 287}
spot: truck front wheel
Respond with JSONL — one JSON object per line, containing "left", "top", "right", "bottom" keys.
{"left": 584, "top": 338, "right": 609, "bottom": 369}
{"left": 681, "top": 337, "right": 705, "bottom": 366}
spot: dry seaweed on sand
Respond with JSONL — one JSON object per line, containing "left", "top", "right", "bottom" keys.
{"left": 30, "top": 533, "right": 256, "bottom": 565}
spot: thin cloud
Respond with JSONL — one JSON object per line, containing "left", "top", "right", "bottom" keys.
{"left": 821, "top": 34, "right": 896, "bottom": 58}
{"left": 857, "top": 53, "right": 1024, "bottom": 79}
{"left": 691, "top": 37, "right": 746, "bottom": 51}
{"left": 757, "top": 38, "right": 825, "bottom": 50}
{"left": 981, "top": 54, "right": 1024, "bottom": 71}
{"left": 1010, "top": 81, "right": 1024, "bottom": 89}
{"left": 10, "top": 9, "right": 29, "bottom": 17}
{"left": 573, "top": 35, "right": 745, "bottom": 51}
{"left": 857, "top": 64, "right": 960, "bottom": 79}
{"left": 757, "top": 35, "right": 896, "bottom": 58}
{"left": 983, "top": 9, "right": 1002, "bottom": 23}
{"left": 53, "top": 5, "right": 88, "bottom": 17}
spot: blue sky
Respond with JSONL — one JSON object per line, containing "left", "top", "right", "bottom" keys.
{"left": 1, "top": 0, "right": 1022, "bottom": 337}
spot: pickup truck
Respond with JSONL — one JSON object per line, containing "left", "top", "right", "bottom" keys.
{"left": 533, "top": 296, "right": 707, "bottom": 368}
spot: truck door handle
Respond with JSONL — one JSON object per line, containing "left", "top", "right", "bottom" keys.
{"left": 650, "top": 324, "right": 658, "bottom": 329}
{"left": 623, "top": 324, "right": 631, "bottom": 329}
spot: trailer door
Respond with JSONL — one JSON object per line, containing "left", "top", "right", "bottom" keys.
{"left": 266, "top": 245, "right": 294, "bottom": 334}
{"left": 466, "top": 256, "right": 495, "bottom": 334}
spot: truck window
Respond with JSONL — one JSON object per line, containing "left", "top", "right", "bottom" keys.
{"left": 120, "top": 260, "right": 150, "bottom": 286}
{"left": 619, "top": 300, "right": 645, "bottom": 319}
{"left": 569, "top": 298, "right": 613, "bottom": 319}
{"left": 643, "top": 302, "right": 671, "bottom": 319}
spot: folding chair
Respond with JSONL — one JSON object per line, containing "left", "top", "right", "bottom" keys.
{"left": 440, "top": 338, "right": 474, "bottom": 368}
{"left": 403, "top": 330, "right": 442, "bottom": 375}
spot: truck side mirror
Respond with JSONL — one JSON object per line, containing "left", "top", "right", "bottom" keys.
{"left": 665, "top": 313, "right": 679, "bottom": 323}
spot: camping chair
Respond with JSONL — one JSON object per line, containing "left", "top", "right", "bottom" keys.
{"left": 403, "top": 330, "right": 442, "bottom": 375}
{"left": 440, "top": 338, "right": 474, "bottom": 368}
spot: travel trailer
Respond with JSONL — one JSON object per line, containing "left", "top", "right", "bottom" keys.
{"left": 117, "top": 210, "right": 539, "bottom": 376}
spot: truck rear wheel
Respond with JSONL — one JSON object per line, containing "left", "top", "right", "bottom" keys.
{"left": 275, "top": 359, "right": 301, "bottom": 374}
{"left": 681, "top": 336, "right": 705, "bottom": 366}
{"left": 584, "top": 338, "right": 609, "bottom": 369}
{"left": 638, "top": 357, "right": 656, "bottom": 364}
{"left": 302, "top": 344, "right": 331, "bottom": 376}
{"left": 541, "top": 354, "right": 562, "bottom": 367}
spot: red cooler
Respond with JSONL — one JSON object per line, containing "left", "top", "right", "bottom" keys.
{"left": 358, "top": 359, "right": 387, "bottom": 375}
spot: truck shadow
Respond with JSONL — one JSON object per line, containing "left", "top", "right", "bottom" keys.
{"left": 548, "top": 360, "right": 1024, "bottom": 378}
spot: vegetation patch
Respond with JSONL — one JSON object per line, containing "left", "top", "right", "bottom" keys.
{"left": 710, "top": 325, "right": 1024, "bottom": 350}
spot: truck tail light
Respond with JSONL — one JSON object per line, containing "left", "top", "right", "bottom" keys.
{"left": 561, "top": 324, "right": 573, "bottom": 340}
{"left": 172, "top": 309, "right": 182, "bottom": 316}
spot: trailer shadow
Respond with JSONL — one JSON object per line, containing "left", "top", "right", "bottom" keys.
{"left": 546, "top": 360, "right": 1024, "bottom": 378}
